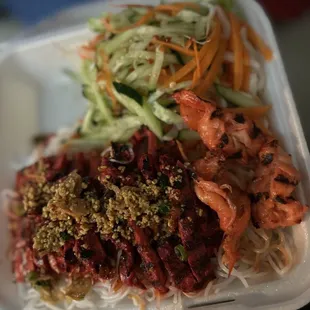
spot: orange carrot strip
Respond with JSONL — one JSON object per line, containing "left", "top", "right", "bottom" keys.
{"left": 192, "top": 70, "right": 199, "bottom": 85}
{"left": 225, "top": 105, "right": 271, "bottom": 119}
{"left": 164, "top": 18, "right": 221, "bottom": 87}
{"left": 191, "top": 20, "right": 221, "bottom": 89}
{"left": 229, "top": 12, "right": 243, "bottom": 91}
{"left": 244, "top": 23, "right": 273, "bottom": 61}
{"left": 89, "top": 34, "right": 106, "bottom": 48}
{"left": 193, "top": 41, "right": 201, "bottom": 79}
{"left": 151, "top": 38, "right": 195, "bottom": 56}
{"left": 242, "top": 45, "right": 250, "bottom": 92}
{"left": 185, "top": 38, "right": 193, "bottom": 49}
{"left": 102, "top": 10, "right": 154, "bottom": 34}
{"left": 78, "top": 46, "right": 95, "bottom": 59}
{"left": 98, "top": 50, "right": 119, "bottom": 113}
{"left": 195, "top": 39, "right": 228, "bottom": 96}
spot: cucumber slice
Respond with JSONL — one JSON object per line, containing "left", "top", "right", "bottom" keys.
{"left": 215, "top": 84, "right": 259, "bottom": 107}
{"left": 112, "top": 87, "right": 162, "bottom": 138}
{"left": 88, "top": 17, "right": 106, "bottom": 33}
{"left": 142, "top": 101, "right": 163, "bottom": 138}
{"left": 178, "top": 129, "right": 201, "bottom": 141}
{"left": 113, "top": 82, "right": 143, "bottom": 105}
{"left": 151, "top": 101, "right": 183, "bottom": 125}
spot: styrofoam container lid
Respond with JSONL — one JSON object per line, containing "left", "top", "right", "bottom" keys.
{"left": 0, "top": 0, "right": 310, "bottom": 309}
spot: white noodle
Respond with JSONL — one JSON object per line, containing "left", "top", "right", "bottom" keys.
{"left": 240, "top": 27, "right": 265, "bottom": 94}
{"left": 224, "top": 51, "right": 260, "bottom": 71}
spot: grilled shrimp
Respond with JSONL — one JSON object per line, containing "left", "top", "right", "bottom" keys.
{"left": 173, "top": 90, "right": 266, "bottom": 162}
{"left": 195, "top": 179, "right": 251, "bottom": 273}
{"left": 195, "top": 179, "right": 237, "bottom": 232}
{"left": 252, "top": 196, "right": 307, "bottom": 229}
{"left": 250, "top": 138, "right": 307, "bottom": 229}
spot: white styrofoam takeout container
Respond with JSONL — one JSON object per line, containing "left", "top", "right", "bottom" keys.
{"left": 1, "top": 0, "right": 310, "bottom": 309}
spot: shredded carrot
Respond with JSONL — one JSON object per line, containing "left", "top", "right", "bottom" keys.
{"left": 97, "top": 49, "right": 119, "bottom": 114}
{"left": 185, "top": 38, "right": 193, "bottom": 49}
{"left": 225, "top": 105, "right": 271, "bottom": 119}
{"left": 242, "top": 45, "right": 250, "bottom": 92}
{"left": 151, "top": 38, "right": 195, "bottom": 56}
{"left": 192, "top": 70, "right": 199, "bottom": 85}
{"left": 195, "top": 39, "right": 228, "bottom": 96}
{"left": 102, "top": 10, "right": 154, "bottom": 34}
{"left": 176, "top": 140, "right": 189, "bottom": 162}
{"left": 78, "top": 46, "right": 95, "bottom": 60}
{"left": 244, "top": 23, "right": 273, "bottom": 61}
{"left": 89, "top": 34, "right": 106, "bottom": 48}
{"left": 161, "top": 68, "right": 169, "bottom": 77}
{"left": 190, "top": 19, "right": 221, "bottom": 89}
{"left": 128, "top": 294, "right": 146, "bottom": 310}
{"left": 113, "top": 279, "right": 123, "bottom": 292}
{"left": 229, "top": 12, "right": 243, "bottom": 91}
{"left": 164, "top": 18, "right": 221, "bottom": 87}
{"left": 79, "top": 33, "right": 105, "bottom": 59}
{"left": 193, "top": 41, "right": 201, "bottom": 80}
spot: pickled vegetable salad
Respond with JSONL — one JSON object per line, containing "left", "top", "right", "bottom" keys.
{"left": 69, "top": 0, "right": 272, "bottom": 147}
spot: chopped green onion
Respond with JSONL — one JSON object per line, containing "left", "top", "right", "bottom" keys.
{"left": 158, "top": 174, "right": 169, "bottom": 189}
{"left": 81, "top": 249, "right": 94, "bottom": 259}
{"left": 158, "top": 203, "right": 170, "bottom": 215}
{"left": 60, "top": 231, "right": 73, "bottom": 241}
{"left": 174, "top": 244, "right": 188, "bottom": 261}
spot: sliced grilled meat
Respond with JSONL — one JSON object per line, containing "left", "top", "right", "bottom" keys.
{"left": 78, "top": 232, "right": 115, "bottom": 280}
{"left": 130, "top": 221, "right": 168, "bottom": 293}
{"left": 178, "top": 211, "right": 213, "bottom": 282}
{"left": 111, "top": 238, "right": 145, "bottom": 290}
{"left": 157, "top": 240, "right": 199, "bottom": 293}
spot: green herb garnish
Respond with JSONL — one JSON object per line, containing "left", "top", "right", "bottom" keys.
{"left": 81, "top": 249, "right": 94, "bottom": 259}
{"left": 60, "top": 231, "right": 72, "bottom": 241}
{"left": 174, "top": 244, "right": 188, "bottom": 262}
{"left": 158, "top": 203, "right": 170, "bottom": 215}
{"left": 158, "top": 174, "right": 169, "bottom": 189}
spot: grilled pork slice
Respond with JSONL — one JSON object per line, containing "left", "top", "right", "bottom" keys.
{"left": 131, "top": 221, "right": 168, "bottom": 293}
{"left": 111, "top": 238, "right": 145, "bottom": 290}
{"left": 77, "top": 232, "right": 115, "bottom": 280}
{"left": 178, "top": 211, "right": 213, "bottom": 282}
{"left": 157, "top": 239, "right": 199, "bottom": 293}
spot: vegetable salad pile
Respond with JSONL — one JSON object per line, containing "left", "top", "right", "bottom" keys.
{"left": 68, "top": 0, "right": 272, "bottom": 147}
